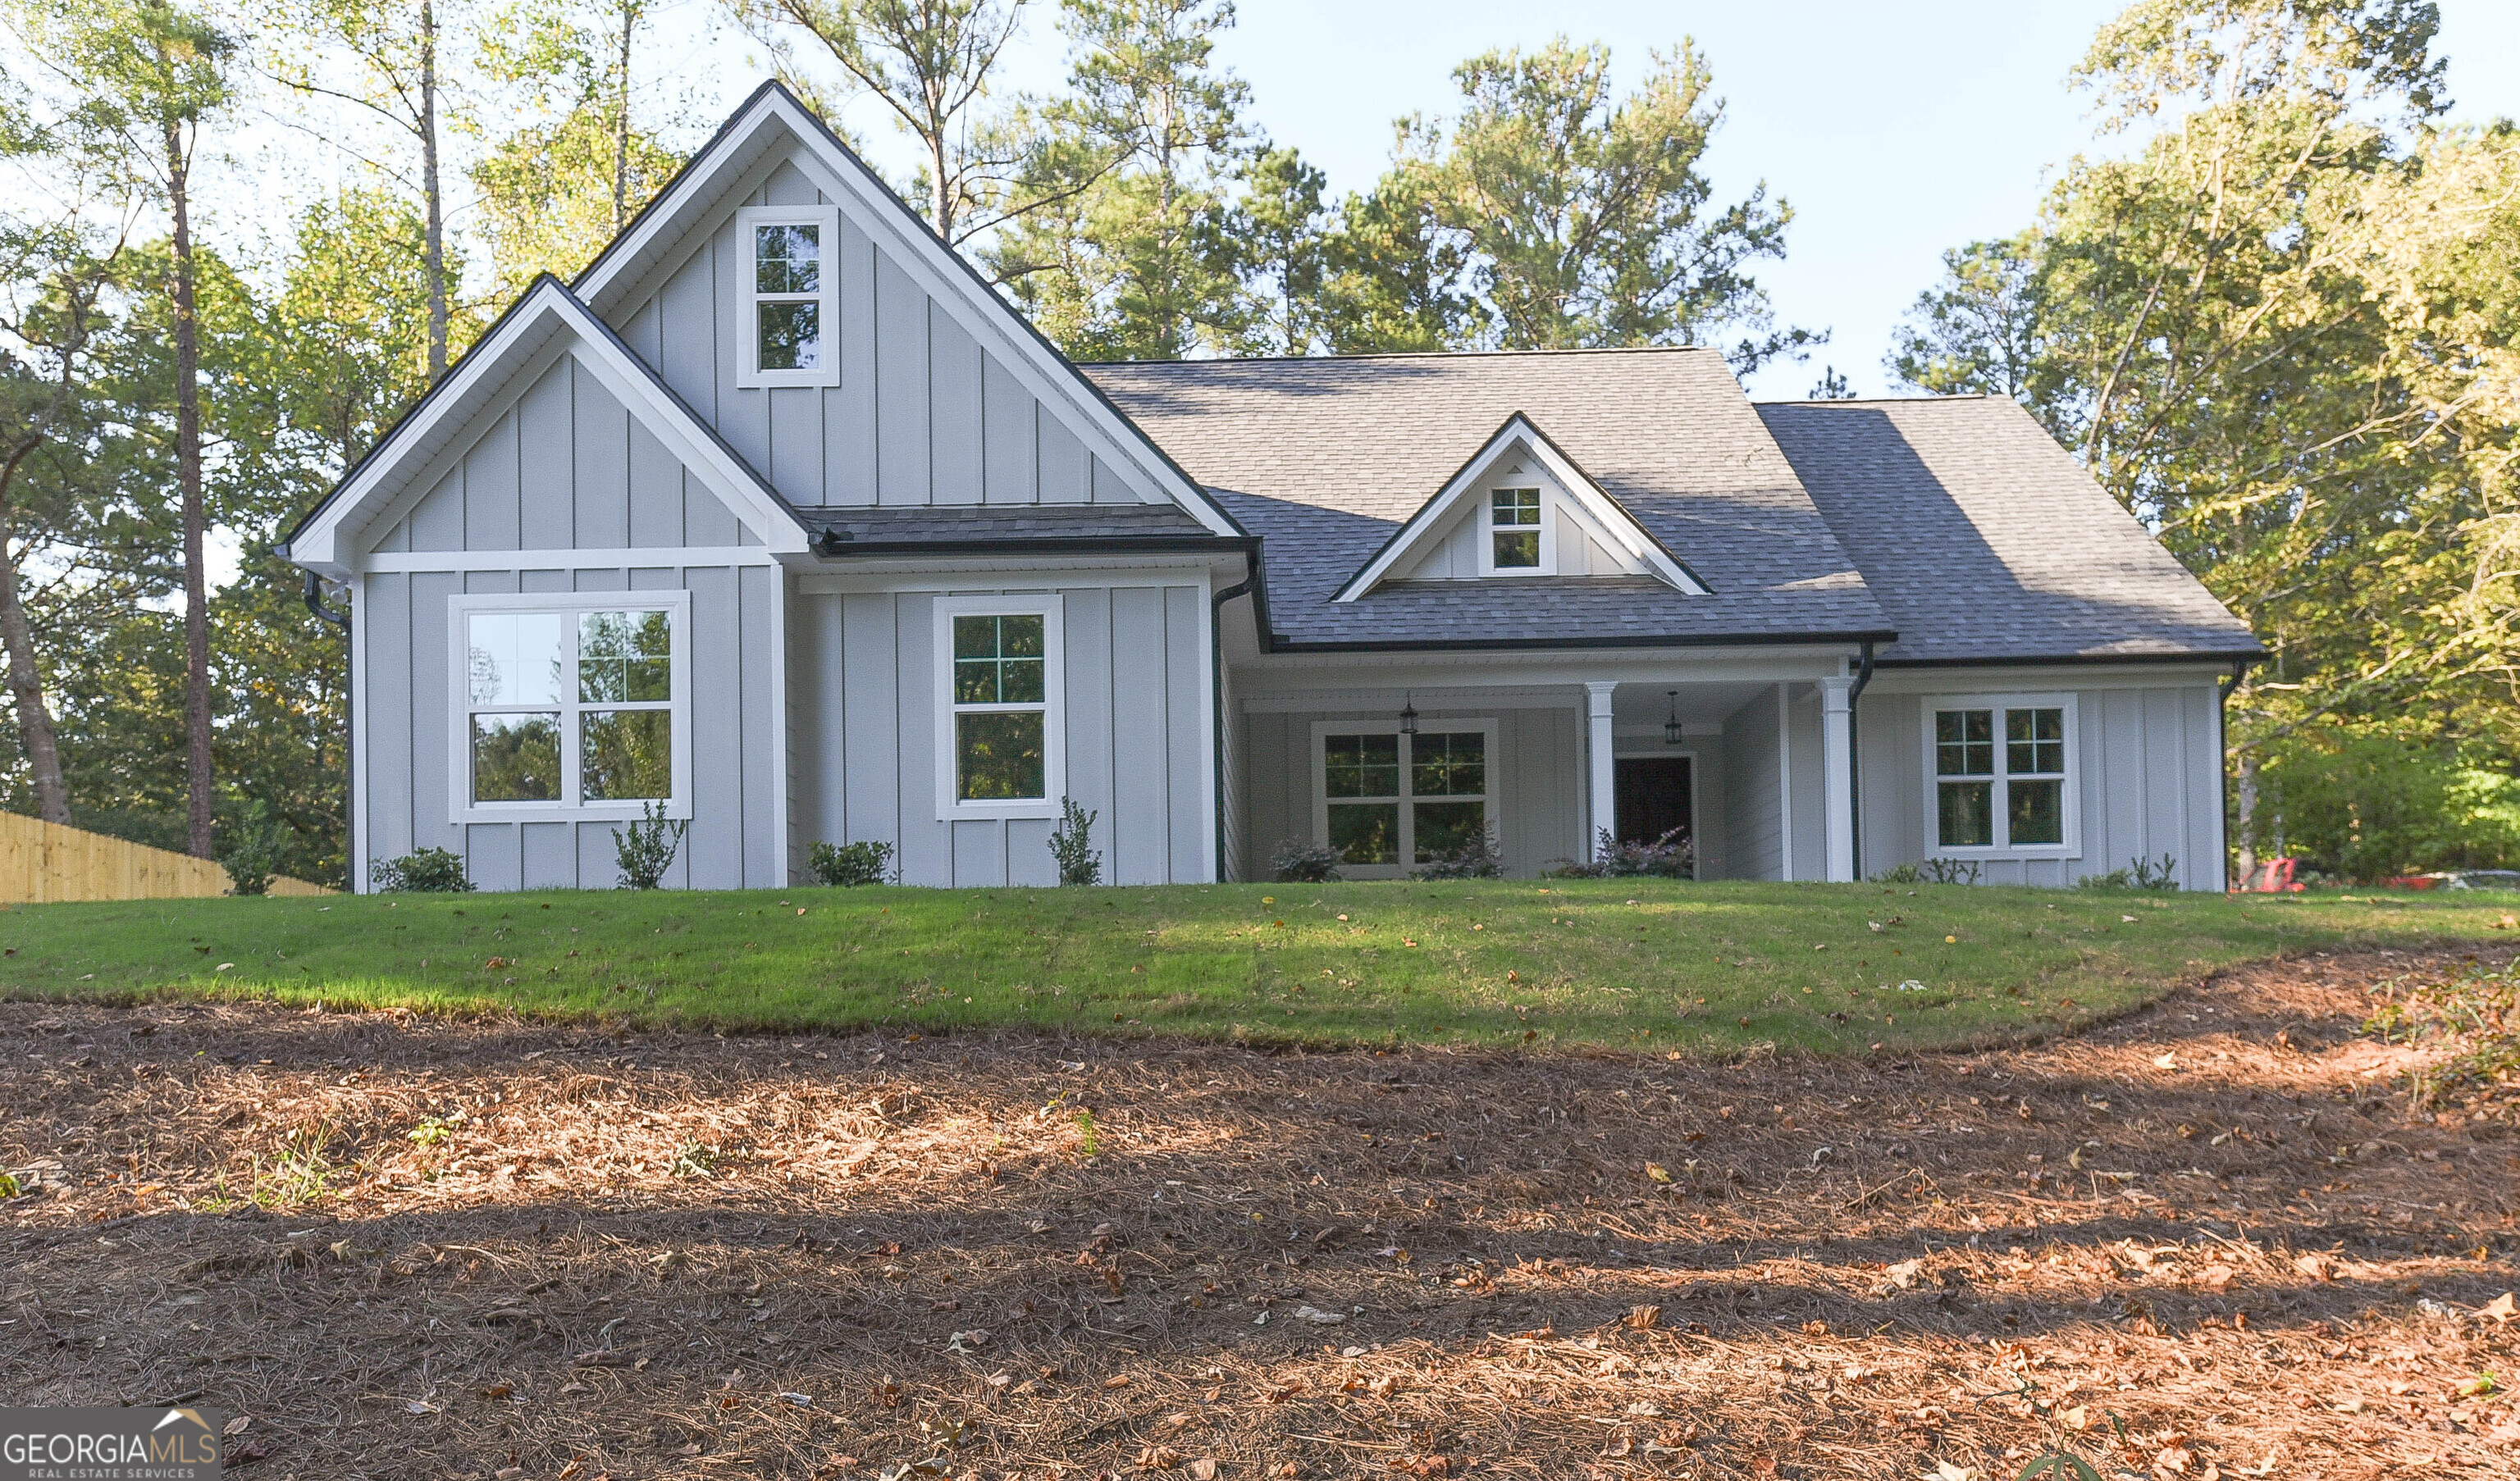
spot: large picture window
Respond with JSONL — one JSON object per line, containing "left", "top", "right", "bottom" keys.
{"left": 1927, "top": 695, "right": 2075, "bottom": 854}
{"left": 736, "top": 206, "right": 842, "bottom": 389}
{"left": 450, "top": 594, "right": 690, "bottom": 822}
{"left": 1314, "top": 722, "right": 1494, "bottom": 876}
{"left": 933, "top": 595, "right": 1065, "bottom": 820}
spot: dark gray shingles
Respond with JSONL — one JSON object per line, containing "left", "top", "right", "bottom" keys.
{"left": 1756, "top": 398, "right": 2259, "bottom": 662}
{"left": 1085, "top": 350, "right": 1894, "bottom": 648}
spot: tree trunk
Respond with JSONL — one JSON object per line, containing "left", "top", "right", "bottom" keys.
{"left": 422, "top": 0, "right": 448, "bottom": 381}
{"left": 611, "top": 0, "right": 633, "bottom": 233}
{"left": 2232, "top": 749, "right": 2259, "bottom": 884}
{"left": 0, "top": 449, "right": 69, "bottom": 827}
{"left": 167, "top": 120, "right": 213, "bottom": 859}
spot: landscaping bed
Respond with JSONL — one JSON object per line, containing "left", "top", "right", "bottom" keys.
{"left": 3, "top": 946, "right": 2517, "bottom": 1478}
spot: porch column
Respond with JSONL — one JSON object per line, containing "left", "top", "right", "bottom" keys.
{"left": 1820, "top": 676, "right": 1855, "bottom": 882}
{"left": 1586, "top": 681, "right": 1617, "bottom": 860}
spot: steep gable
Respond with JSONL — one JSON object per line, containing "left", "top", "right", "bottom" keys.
{"left": 285, "top": 277, "right": 804, "bottom": 577}
{"left": 574, "top": 82, "right": 1240, "bottom": 535}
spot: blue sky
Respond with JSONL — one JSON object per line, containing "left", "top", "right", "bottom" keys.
{"left": 728, "top": 0, "right": 2520, "bottom": 398}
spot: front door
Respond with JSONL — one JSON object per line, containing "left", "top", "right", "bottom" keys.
{"left": 1614, "top": 755, "right": 1693, "bottom": 857}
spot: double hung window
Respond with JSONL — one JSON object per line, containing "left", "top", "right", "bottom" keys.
{"left": 1489, "top": 487, "right": 1541, "bottom": 569}
{"left": 1929, "top": 696, "right": 2073, "bottom": 852}
{"left": 453, "top": 595, "right": 689, "bottom": 821}
{"left": 934, "top": 595, "right": 1065, "bottom": 819}
{"left": 736, "top": 206, "right": 842, "bottom": 388}
{"left": 1317, "top": 723, "right": 1494, "bottom": 874}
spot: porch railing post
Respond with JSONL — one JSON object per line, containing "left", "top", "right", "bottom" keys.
{"left": 1820, "top": 676, "right": 1856, "bottom": 882}
{"left": 1585, "top": 681, "right": 1617, "bottom": 862}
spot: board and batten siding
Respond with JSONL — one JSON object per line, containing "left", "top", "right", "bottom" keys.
{"left": 1239, "top": 704, "right": 1582, "bottom": 881}
{"left": 358, "top": 562, "right": 784, "bottom": 892}
{"left": 372, "top": 353, "right": 765, "bottom": 554}
{"left": 1856, "top": 677, "right": 2226, "bottom": 891}
{"left": 1719, "top": 686, "right": 1785, "bottom": 882}
{"left": 611, "top": 156, "right": 1166, "bottom": 513}
{"left": 790, "top": 579, "right": 1212, "bottom": 887}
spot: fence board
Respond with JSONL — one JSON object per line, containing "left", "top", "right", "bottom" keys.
{"left": 0, "top": 813, "right": 330, "bottom": 903}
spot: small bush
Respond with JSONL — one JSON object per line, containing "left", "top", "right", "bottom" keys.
{"left": 372, "top": 846, "right": 474, "bottom": 893}
{"left": 221, "top": 802, "right": 285, "bottom": 896}
{"left": 1411, "top": 827, "right": 1503, "bottom": 879}
{"left": 2079, "top": 854, "right": 2180, "bottom": 891}
{"left": 1048, "top": 797, "right": 1101, "bottom": 886}
{"left": 1548, "top": 828, "right": 1694, "bottom": 879}
{"left": 613, "top": 801, "right": 688, "bottom": 890}
{"left": 809, "top": 838, "right": 895, "bottom": 886}
{"left": 1271, "top": 839, "right": 1343, "bottom": 883}
{"left": 1870, "top": 858, "right": 1983, "bottom": 886}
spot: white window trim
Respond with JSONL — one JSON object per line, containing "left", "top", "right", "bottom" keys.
{"left": 933, "top": 593, "right": 1066, "bottom": 822}
{"left": 734, "top": 204, "right": 842, "bottom": 390}
{"left": 1477, "top": 485, "right": 1558, "bottom": 577}
{"left": 1918, "top": 691, "right": 2080, "bottom": 859}
{"left": 1308, "top": 718, "right": 1500, "bottom": 880}
{"left": 446, "top": 590, "right": 695, "bottom": 826}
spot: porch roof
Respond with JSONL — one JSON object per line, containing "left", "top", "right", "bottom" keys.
{"left": 1084, "top": 349, "right": 1895, "bottom": 651}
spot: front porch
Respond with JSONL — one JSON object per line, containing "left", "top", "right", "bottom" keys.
{"left": 1229, "top": 657, "right": 1865, "bottom": 882}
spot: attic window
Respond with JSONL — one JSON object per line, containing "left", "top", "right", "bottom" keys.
{"left": 737, "top": 205, "right": 842, "bottom": 390}
{"left": 1491, "top": 489, "right": 1541, "bottom": 568}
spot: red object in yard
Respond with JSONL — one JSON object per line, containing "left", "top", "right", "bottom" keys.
{"left": 2232, "top": 857, "right": 2304, "bottom": 893}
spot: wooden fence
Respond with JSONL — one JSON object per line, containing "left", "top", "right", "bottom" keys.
{"left": 0, "top": 811, "right": 330, "bottom": 903}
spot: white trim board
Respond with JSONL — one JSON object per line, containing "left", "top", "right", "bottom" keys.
{"left": 570, "top": 84, "right": 1243, "bottom": 540}
{"left": 1333, "top": 412, "right": 1705, "bottom": 602}
{"left": 365, "top": 548, "right": 778, "bottom": 573}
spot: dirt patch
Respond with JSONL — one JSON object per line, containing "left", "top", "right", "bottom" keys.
{"left": 4, "top": 948, "right": 2517, "bottom": 1480}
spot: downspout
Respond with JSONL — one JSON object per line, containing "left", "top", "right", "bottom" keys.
{"left": 303, "top": 570, "right": 354, "bottom": 889}
{"left": 1846, "top": 640, "right": 1876, "bottom": 882}
{"left": 1209, "top": 553, "right": 1258, "bottom": 884}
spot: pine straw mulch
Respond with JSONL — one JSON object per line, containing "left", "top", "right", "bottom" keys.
{"left": 4, "top": 946, "right": 2518, "bottom": 1481}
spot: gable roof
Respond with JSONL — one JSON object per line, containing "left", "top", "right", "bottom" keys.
{"left": 1086, "top": 349, "right": 1894, "bottom": 650}
{"left": 283, "top": 276, "right": 807, "bottom": 577}
{"left": 1755, "top": 397, "right": 2262, "bottom": 663}
{"left": 1332, "top": 412, "right": 1707, "bottom": 601}
{"left": 570, "top": 80, "right": 1244, "bottom": 540}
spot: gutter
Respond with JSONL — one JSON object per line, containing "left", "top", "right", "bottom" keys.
{"left": 1847, "top": 640, "right": 1876, "bottom": 881}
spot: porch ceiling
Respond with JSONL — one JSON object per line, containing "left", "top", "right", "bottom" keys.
{"left": 1609, "top": 680, "right": 1774, "bottom": 729}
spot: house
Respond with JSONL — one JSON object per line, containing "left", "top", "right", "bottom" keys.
{"left": 282, "top": 83, "right": 2261, "bottom": 894}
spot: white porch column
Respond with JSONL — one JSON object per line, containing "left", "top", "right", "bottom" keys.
{"left": 1820, "top": 676, "right": 1855, "bottom": 882}
{"left": 1586, "top": 681, "right": 1618, "bottom": 860}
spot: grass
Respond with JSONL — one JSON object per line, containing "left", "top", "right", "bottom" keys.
{"left": 0, "top": 878, "right": 2513, "bottom": 1052}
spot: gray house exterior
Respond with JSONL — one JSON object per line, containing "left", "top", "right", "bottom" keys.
{"left": 285, "top": 83, "right": 2260, "bottom": 895}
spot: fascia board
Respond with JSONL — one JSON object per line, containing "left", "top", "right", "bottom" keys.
{"left": 575, "top": 84, "right": 1244, "bottom": 541}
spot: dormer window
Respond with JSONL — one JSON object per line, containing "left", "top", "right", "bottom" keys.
{"left": 1491, "top": 488, "right": 1541, "bottom": 568}
{"left": 737, "top": 205, "right": 842, "bottom": 389}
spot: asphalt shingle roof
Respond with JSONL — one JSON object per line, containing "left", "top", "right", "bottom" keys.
{"left": 1085, "top": 349, "right": 1895, "bottom": 649}
{"left": 1083, "top": 349, "right": 2256, "bottom": 661}
{"left": 1757, "top": 397, "right": 2260, "bottom": 663}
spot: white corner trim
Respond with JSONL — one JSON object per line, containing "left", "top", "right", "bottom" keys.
{"left": 930, "top": 592, "right": 1068, "bottom": 822}
{"left": 1916, "top": 690, "right": 2084, "bottom": 859}
{"left": 733, "top": 204, "right": 842, "bottom": 390}
{"left": 445, "top": 589, "right": 696, "bottom": 826}
{"left": 1333, "top": 413, "right": 1705, "bottom": 601}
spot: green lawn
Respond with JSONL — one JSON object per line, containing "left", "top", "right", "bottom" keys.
{"left": 0, "top": 880, "right": 2509, "bottom": 1052}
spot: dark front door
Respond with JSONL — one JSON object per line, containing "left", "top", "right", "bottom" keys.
{"left": 1614, "top": 755, "right": 1693, "bottom": 854}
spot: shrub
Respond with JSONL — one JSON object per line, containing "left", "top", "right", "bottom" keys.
{"left": 372, "top": 846, "right": 473, "bottom": 893}
{"left": 1270, "top": 839, "right": 1342, "bottom": 882}
{"left": 809, "top": 839, "right": 895, "bottom": 886}
{"left": 1869, "top": 858, "right": 1982, "bottom": 886}
{"left": 1411, "top": 827, "right": 1503, "bottom": 879}
{"left": 1048, "top": 797, "right": 1101, "bottom": 886}
{"left": 613, "top": 801, "right": 688, "bottom": 889}
{"left": 1548, "top": 828, "right": 1694, "bottom": 879}
{"left": 2078, "top": 854, "right": 2179, "bottom": 891}
{"left": 221, "top": 802, "right": 285, "bottom": 896}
